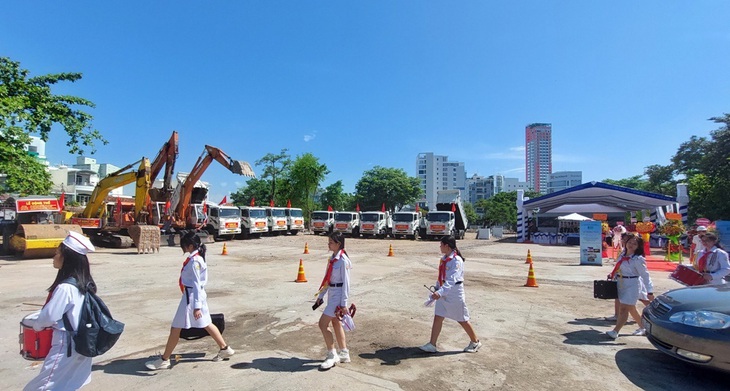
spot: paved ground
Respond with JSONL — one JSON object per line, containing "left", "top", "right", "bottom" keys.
{"left": 1, "top": 232, "right": 727, "bottom": 390}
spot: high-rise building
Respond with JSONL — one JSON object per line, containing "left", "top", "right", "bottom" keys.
{"left": 416, "top": 153, "right": 466, "bottom": 208}
{"left": 547, "top": 171, "right": 582, "bottom": 193}
{"left": 525, "top": 123, "right": 552, "bottom": 194}
{"left": 467, "top": 174, "right": 529, "bottom": 205}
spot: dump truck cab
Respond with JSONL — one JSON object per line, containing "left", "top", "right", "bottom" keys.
{"left": 392, "top": 211, "right": 424, "bottom": 240}
{"left": 205, "top": 201, "right": 242, "bottom": 240}
{"left": 359, "top": 211, "right": 392, "bottom": 239}
{"left": 238, "top": 206, "right": 267, "bottom": 239}
{"left": 265, "top": 207, "right": 288, "bottom": 235}
{"left": 285, "top": 207, "right": 305, "bottom": 235}
{"left": 311, "top": 210, "right": 335, "bottom": 235}
{"left": 334, "top": 211, "right": 360, "bottom": 237}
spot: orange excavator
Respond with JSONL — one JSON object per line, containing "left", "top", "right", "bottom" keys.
{"left": 146, "top": 131, "right": 179, "bottom": 226}
{"left": 168, "top": 145, "right": 255, "bottom": 233}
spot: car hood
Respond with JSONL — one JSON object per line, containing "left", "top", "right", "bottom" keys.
{"left": 660, "top": 285, "right": 730, "bottom": 314}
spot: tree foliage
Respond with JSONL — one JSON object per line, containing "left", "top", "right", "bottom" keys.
{"left": 230, "top": 178, "right": 271, "bottom": 207}
{"left": 289, "top": 153, "right": 329, "bottom": 223}
{"left": 254, "top": 148, "right": 290, "bottom": 202}
{"left": 0, "top": 57, "right": 107, "bottom": 194}
{"left": 354, "top": 166, "right": 420, "bottom": 212}
{"left": 319, "top": 180, "right": 350, "bottom": 211}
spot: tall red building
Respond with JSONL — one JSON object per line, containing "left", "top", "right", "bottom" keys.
{"left": 525, "top": 123, "right": 552, "bottom": 194}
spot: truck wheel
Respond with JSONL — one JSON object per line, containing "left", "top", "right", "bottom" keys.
{"left": 290, "top": 230, "right": 299, "bottom": 236}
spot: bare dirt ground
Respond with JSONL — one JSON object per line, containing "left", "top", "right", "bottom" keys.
{"left": 1, "top": 232, "right": 727, "bottom": 390}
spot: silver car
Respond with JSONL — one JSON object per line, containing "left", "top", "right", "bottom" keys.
{"left": 642, "top": 284, "right": 730, "bottom": 372}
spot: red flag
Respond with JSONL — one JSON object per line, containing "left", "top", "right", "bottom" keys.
{"left": 58, "top": 191, "right": 65, "bottom": 211}
{"left": 415, "top": 204, "right": 420, "bottom": 212}
{"left": 250, "top": 197, "right": 255, "bottom": 207}
{"left": 451, "top": 203, "right": 456, "bottom": 212}
{"left": 202, "top": 202, "right": 208, "bottom": 214}
{"left": 381, "top": 203, "right": 386, "bottom": 212}
{"left": 356, "top": 203, "right": 360, "bottom": 212}
{"left": 327, "top": 205, "right": 333, "bottom": 212}
{"left": 116, "top": 197, "right": 123, "bottom": 223}
{"left": 286, "top": 199, "right": 292, "bottom": 208}
{"left": 164, "top": 200, "right": 171, "bottom": 213}
{"left": 220, "top": 195, "right": 227, "bottom": 205}
{"left": 270, "top": 199, "right": 275, "bottom": 207}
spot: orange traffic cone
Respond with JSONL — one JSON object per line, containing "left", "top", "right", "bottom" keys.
{"left": 295, "top": 259, "right": 308, "bottom": 283}
{"left": 221, "top": 243, "right": 228, "bottom": 256}
{"left": 303, "top": 242, "right": 310, "bottom": 254}
{"left": 524, "top": 263, "right": 538, "bottom": 287}
{"left": 525, "top": 249, "right": 533, "bottom": 264}
{"left": 387, "top": 244, "right": 394, "bottom": 257}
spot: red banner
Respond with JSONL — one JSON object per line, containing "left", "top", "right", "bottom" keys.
{"left": 16, "top": 199, "right": 60, "bottom": 213}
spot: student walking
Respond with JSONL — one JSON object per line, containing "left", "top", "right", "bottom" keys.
{"left": 145, "top": 231, "right": 234, "bottom": 370}
{"left": 420, "top": 235, "right": 481, "bottom": 353}
{"left": 24, "top": 232, "right": 97, "bottom": 391}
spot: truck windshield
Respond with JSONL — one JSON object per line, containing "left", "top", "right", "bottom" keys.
{"left": 312, "top": 212, "right": 329, "bottom": 220}
{"left": 288, "top": 209, "right": 303, "bottom": 217}
{"left": 272, "top": 209, "right": 286, "bottom": 217}
{"left": 427, "top": 212, "right": 451, "bottom": 222}
{"left": 393, "top": 213, "right": 414, "bottom": 222}
{"left": 219, "top": 208, "right": 241, "bottom": 218}
{"left": 361, "top": 214, "right": 379, "bottom": 222}
{"left": 335, "top": 213, "right": 353, "bottom": 221}
{"left": 249, "top": 209, "right": 266, "bottom": 218}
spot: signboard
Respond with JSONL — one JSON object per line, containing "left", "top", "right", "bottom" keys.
{"left": 715, "top": 221, "right": 730, "bottom": 248}
{"left": 695, "top": 218, "right": 711, "bottom": 226}
{"left": 580, "top": 221, "right": 603, "bottom": 266}
{"left": 16, "top": 199, "right": 60, "bottom": 213}
{"left": 666, "top": 212, "right": 682, "bottom": 220}
{"left": 592, "top": 214, "right": 608, "bottom": 221}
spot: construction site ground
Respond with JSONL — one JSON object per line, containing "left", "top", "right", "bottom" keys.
{"left": 1, "top": 232, "right": 727, "bottom": 391}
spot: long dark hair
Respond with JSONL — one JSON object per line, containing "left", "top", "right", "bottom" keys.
{"left": 441, "top": 235, "right": 465, "bottom": 262}
{"left": 702, "top": 233, "right": 725, "bottom": 250}
{"left": 48, "top": 244, "right": 96, "bottom": 295}
{"left": 329, "top": 232, "right": 347, "bottom": 256}
{"left": 181, "top": 231, "right": 207, "bottom": 260}
{"left": 626, "top": 234, "right": 645, "bottom": 257}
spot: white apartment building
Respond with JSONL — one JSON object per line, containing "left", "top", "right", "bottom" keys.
{"left": 416, "top": 153, "right": 466, "bottom": 208}
{"left": 547, "top": 171, "right": 582, "bottom": 193}
{"left": 467, "top": 174, "right": 529, "bottom": 204}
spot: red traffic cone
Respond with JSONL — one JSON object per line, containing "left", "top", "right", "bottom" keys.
{"left": 525, "top": 249, "right": 533, "bottom": 264}
{"left": 303, "top": 242, "right": 310, "bottom": 254}
{"left": 524, "top": 263, "right": 538, "bottom": 287}
{"left": 387, "top": 244, "right": 394, "bottom": 257}
{"left": 295, "top": 259, "right": 308, "bottom": 283}
{"left": 221, "top": 243, "right": 228, "bottom": 256}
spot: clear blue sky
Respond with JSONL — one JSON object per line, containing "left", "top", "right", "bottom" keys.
{"left": 3, "top": 1, "right": 729, "bottom": 202}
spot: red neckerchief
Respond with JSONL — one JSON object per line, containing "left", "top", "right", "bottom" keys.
{"left": 179, "top": 250, "right": 198, "bottom": 293}
{"left": 697, "top": 251, "right": 711, "bottom": 272}
{"left": 438, "top": 251, "right": 456, "bottom": 285}
{"left": 319, "top": 250, "right": 344, "bottom": 290}
{"left": 609, "top": 256, "right": 630, "bottom": 280}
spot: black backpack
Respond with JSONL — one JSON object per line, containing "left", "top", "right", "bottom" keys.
{"left": 61, "top": 278, "right": 125, "bottom": 357}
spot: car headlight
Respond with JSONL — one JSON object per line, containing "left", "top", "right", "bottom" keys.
{"left": 669, "top": 311, "right": 730, "bottom": 329}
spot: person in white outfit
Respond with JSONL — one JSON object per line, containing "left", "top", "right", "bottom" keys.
{"left": 145, "top": 231, "right": 234, "bottom": 370}
{"left": 24, "top": 231, "right": 96, "bottom": 391}
{"left": 420, "top": 236, "right": 481, "bottom": 353}
{"left": 314, "top": 232, "right": 352, "bottom": 370}
{"left": 696, "top": 233, "right": 730, "bottom": 285}
{"left": 606, "top": 234, "right": 654, "bottom": 339}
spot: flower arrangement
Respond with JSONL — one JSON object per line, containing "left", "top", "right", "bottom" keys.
{"left": 635, "top": 222, "right": 655, "bottom": 234}
{"left": 660, "top": 220, "right": 685, "bottom": 236}
{"left": 601, "top": 222, "right": 610, "bottom": 234}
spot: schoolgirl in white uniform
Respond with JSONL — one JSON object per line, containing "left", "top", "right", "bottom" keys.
{"left": 314, "top": 232, "right": 352, "bottom": 370}
{"left": 606, "top": 234, "right": 654, "bottom": 339}
{"left": 145, "top": 231, "right": 234, "bottom": 370}
{"left": 24, "top": 231, "right": 96, "bottom": 391}
{"left": 420, "top": 236, "right": 481, "bottom": 353}
{"left": 696, "top": 233, "right": 730, "bottom": 285}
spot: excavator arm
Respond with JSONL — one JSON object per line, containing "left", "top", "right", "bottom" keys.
{"left": 149, "top": 131, "right": 179, "bottom": 201}
{"left": 81, "top": 158, "right": 151, "bottom": 219}
{"left": 175, "top": 145, "right": 255, "bottom": 224}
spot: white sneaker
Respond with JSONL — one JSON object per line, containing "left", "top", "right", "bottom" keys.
{"left": 463, "top": 340, "right": 482, "bottom": 353}
{"left": 419, "top": 342, "right": 438, "bottom": 353}
{"left": 606, "top": 330, "right": 619, "bottom": 339}
{"left": 213, "top": 346, "right": 235, "bottom": 361}
{"left": 338, "top": 349, "right": 351, "bottom": 363}
{"left": 145, "top": 357, "right": 171, "bottom": 370}
{"left": 320, "top": 351, "right": 340, "bottom": 370}
{"left": 632, "top": 328, "right": 646, "bottom": 336}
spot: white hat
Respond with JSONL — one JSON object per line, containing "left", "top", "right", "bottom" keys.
{"left": 62, "top": 231, "right": 95, "bottom": 255}
{"left": 696, "top": 226, "right": 708, "bottom": 232}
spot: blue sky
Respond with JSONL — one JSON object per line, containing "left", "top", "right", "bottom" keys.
{"left": 3, "top": 1, "right": 729, "bottom": 202}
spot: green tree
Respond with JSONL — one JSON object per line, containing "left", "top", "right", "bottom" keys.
{"left": 255, "top": 149, "right": 291, "bottom": 202}
{"left": 643, "top": 164, "right": 676, "bottom": 196}
{"left": 476, "top": 191, "right": 540, "bottom": 229}
{"left": 601, "top": 176, "right": 647, "bottom": 190}
{"left": 320, "top": 180, "right": 349, "bottom": 211}
{"left": 354, "top": 166, "right": 421, "bottom": 212}
{"left": 463, "top": 202, "right": 478, "bottom": 227}
{"left": 0, "top": 57, "right": 107, "bottom": 194}
{"left": 230, "top": 178, "right": 271, "bottom": 207}
{"left": 289, "top": 153, "right": 329, "bottom": 224}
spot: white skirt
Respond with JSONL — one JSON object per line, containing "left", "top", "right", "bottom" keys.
{"left": 435, "top": 284, "right": 470, "bottom": 322}
{"left": 172, "top": 289, "right": 212, "bottom": 329}
{"left": 617, "top": 278, "right": 641, "bottom": 305}
{"left": 323, "top": 286, "right": 343, "bottom": 318}
{"left": 24, "top": 329, "right": 92, "bottom": 391}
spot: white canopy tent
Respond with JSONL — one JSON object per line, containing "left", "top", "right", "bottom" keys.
{"left": 557, "top": 213, "right": 592, "bottom": 221}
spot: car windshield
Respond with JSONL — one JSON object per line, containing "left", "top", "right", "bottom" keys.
{"left": 393, "top": 214, "right": 414, "bottom": 222}
{"left": 428, "top": 212, "right": 450, "bottom": 222}
{"left": 335, "top": 213, "right": 353, "bottom": 221}
{"left": 312, "top": 212, "right": 329, "bottom": 220}
{"left": 272, "top": 209, "right": 286, "bottom": 217}
{"left": 361, "top": 213, "right": 380, "bottom": 222}
{"left": 219, "top": 208, "right": 241, "bottom": 218}
{"left": 249, "top": 209, "right": 266, "bottom": 218}
{"left": 289, "top": 209, "right": 303, "bottom": 217}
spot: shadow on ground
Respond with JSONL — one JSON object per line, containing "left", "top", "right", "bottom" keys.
{"left": 92, "top": 352, "right": 207, "bottom": 376}
{"left": 359, "top": 346, "right": 461, "bottom": 366}
{"left": 615, "top": 348, "right": 728, "bottom": 391}
{"left": 231, "top": 356, "right": 320, "bottom": 372}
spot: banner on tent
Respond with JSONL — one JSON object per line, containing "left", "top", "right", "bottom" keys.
{"left": 580, "top": 221, "right": 603, "bottom": 266}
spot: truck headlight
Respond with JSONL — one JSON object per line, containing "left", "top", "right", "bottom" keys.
{"left": 669, "top": 311, "right": 730, "bottom": 329}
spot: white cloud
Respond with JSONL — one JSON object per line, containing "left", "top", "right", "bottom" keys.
{"left": 220, "top": 182, "right": 228, "bottom": 188}
{"left": 478, "top": 146, "right": 525, "bottom": 160}
{"left": 304, "top": 131, "right": 317, "bottom": 142}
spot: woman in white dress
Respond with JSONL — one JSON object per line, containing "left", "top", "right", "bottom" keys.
{"left": 696, "top": 233, "right": 730, "bottom": 285}
{"left": 314, "top": 232, "right": 352, "bottom": 370}
{"left": 420, "top": 236, "right": 481, "bottom": 353}
{"left": 145, "top": 231, "right": 234, "bottom": 370}
{"left": 24, "top": 231, "right": 96, "bottom": 391}
{"left": 606, "top": 234, "right": 654, "bottom": 339}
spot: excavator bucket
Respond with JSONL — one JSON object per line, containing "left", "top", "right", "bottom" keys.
{"left": 9, "top": 224, "right": 83, "bottom": 259}
{"left": 231, "top": 160, "right": 256, "bottom": 177}
{"left": 128, "top": 225, "right": 161, "bottom": 254}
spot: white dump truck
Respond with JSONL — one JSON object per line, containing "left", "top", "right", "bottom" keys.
{"left": 285, "top": 207, "right": 305, "bottom": 235}
{"left": 359, "top": 211, "right": 392, "bottom": 239}
{"left": 333, "top": 211, "right": 360, "bottom": 237}
{"left": 238, "top": 206, "right": 268, "bottom": 239}
{"left": 391, "top": 210, "right": 425, "bottom": 240}
{"left": 311, "top": 210, "right": 335, "bottom": 235}
{"left": 426, "top": 190, "right": 468, "bottom": 240}
{"left": 204, "top": 201, "right": 242, "bottom": 240}
{"left": 265, "top": 207, "right": 288, "bottom": 235}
